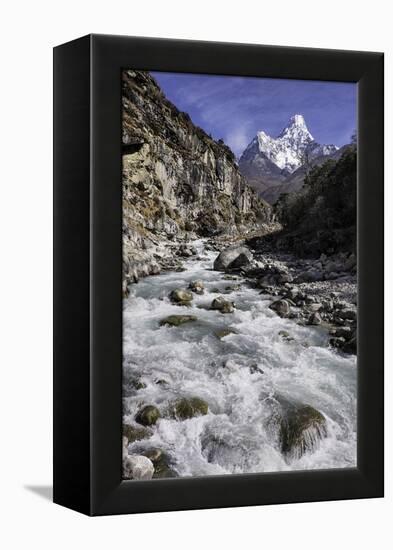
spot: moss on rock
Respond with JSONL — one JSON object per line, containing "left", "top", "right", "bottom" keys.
{"left": 160, "top": 314, "right": 197, "bottom": 327}
{"left": 280, "top": 404, "right": 327, "bottom": 457}
{"left": 135, "top": 405, "right": 161, "bottom": 426}
{"left": 170, "top": 397, "right": 209, "bottom": 420}
{"left": 123, "top": 423, "right": 152, "bottom": 443}
{"left": 143, "top": 448, "right": 178, "bottom": 479}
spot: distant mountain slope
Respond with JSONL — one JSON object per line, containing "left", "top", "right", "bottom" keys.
{"left": 272, "top": 146, "right": 357, "bottom": 257}
{"left": 262, "top": 145, "right": 350, "bottom": 204}
{"left": 238, "top": 115, "right": 338, "bottom": 204}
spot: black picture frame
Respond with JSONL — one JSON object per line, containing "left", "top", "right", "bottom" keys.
{"left": 53, "top": 34, "right": 384, "bottom": 516}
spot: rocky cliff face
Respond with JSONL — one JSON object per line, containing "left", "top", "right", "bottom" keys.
{"left": 122, "top": 70, "right": 272, "bottom": 284}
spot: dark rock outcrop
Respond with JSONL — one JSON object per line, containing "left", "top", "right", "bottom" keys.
{"left": 135, "top": 405, "right": 161, "bottom": 426}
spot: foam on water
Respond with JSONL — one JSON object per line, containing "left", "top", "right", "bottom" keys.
{"left": 123, "top": 239, "right": 357, "bottom": 476}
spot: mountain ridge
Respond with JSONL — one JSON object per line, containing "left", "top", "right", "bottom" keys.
{"left": 238, "top": 115, "right": 338, "bottom": 203}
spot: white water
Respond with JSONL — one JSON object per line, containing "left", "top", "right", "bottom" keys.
{"left": 123, "top": 240, "right": 357, "bottom": 477}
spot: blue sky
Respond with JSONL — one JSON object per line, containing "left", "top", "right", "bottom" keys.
{"left": 152, "top": 71, "right": 357, "bottom": 157}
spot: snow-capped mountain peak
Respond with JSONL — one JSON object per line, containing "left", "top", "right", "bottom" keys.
{"left": 240, "top": 115, "right": 337, "bottom": 174}
{"left": 278, "top": 114, "right": 314, "bottom": 142}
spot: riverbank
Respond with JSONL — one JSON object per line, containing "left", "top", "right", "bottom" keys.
{"left": 122, "top": 238, "right": 357, "bottom": 480}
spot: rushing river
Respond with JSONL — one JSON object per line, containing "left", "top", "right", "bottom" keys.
{"left": 123, "top": 240, "right": 357, "bottom": 476}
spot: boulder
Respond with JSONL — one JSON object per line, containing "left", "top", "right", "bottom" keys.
{"left": 278, "top": 330, "right": 294, "bottom": 342}
{"left": 257, "top": 264, "right": 293, "bottom": 286}
{"left": 307, "top": 312, "right": 322, "bottom": 325}
{"left": 135, "top": 405, "right": 161, "bottom": 426}
{"left": 169, "top": 288, "right": 193, "bottom": 304}
{"left": 143, "top": 448, "right": 178, "bottom": 479}
{"left": 188, "top": 280, "right": 204, "bottom": 294}
{"left": 211, "top": 296, "right": 235, "bottom": 314}
{"left": 214, "top": 328, "right": 237, "bottom": 339}
{"left": 213, "top": 246, "right": 253, "bottom": 271}
{"left": 160, "top": 314, "right": 197, "bottom": 327}
{"left": 170, "top": 397, "right": 209, "bottom": 420}
{"left": 330, "top": 336, "right": 346, "bottom": 349}
{"left": 279, "top": 403, "right": 327, "bottom": 458}
{"left": 123, "top": 454, "right": 154, "bottom": 480}
{"left": 269, "top": 299, "right": 291, "bottom": 318}
{"left": 343, "top": 253, "right": 357, "bottom": 271}
{"left": 339, "top": 308, "right": 357, "bottom": 321}
{"left": 249, "top": 364, "right": 264, "bottom": 375}
{"left": 342, "top": 335, "right": 357, "bottom": 354}
{"left": 123, "top": 424, "right": 152, "bottom": 443}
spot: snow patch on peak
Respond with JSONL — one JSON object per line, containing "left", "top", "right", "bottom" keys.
{"left": 289, "top": 114, "right": 306, "bottom": 126}
{"left": 243, "top": 115, "right": 336, "bottom": 173}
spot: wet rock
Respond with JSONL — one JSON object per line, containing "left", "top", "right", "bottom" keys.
{"left": 269, "top": 299, "right": 291, "bottom": 318}
{"left": 211, "top": 296, "right": 235, "bottom": 314}
{"left": 143, "top": 448, "right": 178, "bottom": 479}
{"left": 188, "top": 280, "right": 204, "bottom": 294}
{"left": 214, "top": 328, "right": 237, "bottom": 339}
{"left": 155, "top": 378, "right": 169, "bottom": 386}
{"left": 213, "top": 245, "right": 253, "bottom": 271}
{"left": 249, "top": 363, "right": 264, "bottom": 375}
{"left": 329, "top": 336, "right": 346, "bottom": 349}
{"left": 342, "top": 335, "right": 357, "bottom": 354}
{"left": 256, "top": 264, "right": 293, "bottom": 286}
{"left": 224, "top": 284, "right": 241, "bottom": 292}
{"left": 169, "top": 288, "right": 193, "bottom": 304}
{"left": 279, "top": 403, "right": 327, "bottom": 458}
{"left": 123, "top": 423, "right": 152, "bottom": 443}
{"left": 278, "top": 330, "right": 294, "bottom": 342}
{"left": 170, "top": 397, "right": 209, "bottom": 420}
{"left": 307, "top": 312, "right": 322, "bottom": 325}
{"left": 130, "top": 377, "right": 146, "bottom": 390}
{"left": 160, "top": 314, "right": 197, "bottom": 327}
{"left": 329, "top": 326, "right": 352, "bottom": 339}
{"left": 178, "top": 243, "right": 197, "bottom": 257}
{"left": 135, "top": 405, "right": 161, "bottom": 426}
{"left": 123, "top": 454, "right": 154, "bottom": 480}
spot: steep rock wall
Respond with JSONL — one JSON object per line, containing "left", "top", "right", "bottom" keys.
{"left": 122, "top": 70, "right": 272, "bottom": 284}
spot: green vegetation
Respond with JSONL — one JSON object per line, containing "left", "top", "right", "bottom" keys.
{"left": 275, "top": 147, "right": 357, "bottom": 256}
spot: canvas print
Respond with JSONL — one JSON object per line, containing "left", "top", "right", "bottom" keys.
{"left": 122, "top": 70, "right": 357, "bottom": 481}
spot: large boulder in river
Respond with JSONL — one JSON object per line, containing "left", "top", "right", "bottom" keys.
{"left": 170, "top": 397, "right": 209, "bottom": 420}
{"left": 123, "top": 423, "right": 152, "bottom": 443}
{"left": 160, "top": 314, "right": 197, "bottom": 327}
{"left": 143, "top": 448, "right": 178, "bottom": 479}
{"left": 135, "top": 405, "right": 161, "bottom": 426}
{"left": 213, "top": 245, "right": 253, "bottom": 271}
{"left": 188, "top": 280, "right": 204, "bottom": 294}
{"left": 211, "top": 296, "right": 235, "bottom": 314}
{"left": 269, "top": 299, "right": 291, "bottom": 318}
{"left": 169, "top": 288, "right": 193, "bottom": 305}
{"left": 123, "top": 454, "right": 154, "bottom": 480}
{"left": 279, "top": 403, "right": 327, "bottom": 458}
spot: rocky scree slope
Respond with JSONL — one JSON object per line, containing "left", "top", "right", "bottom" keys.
{"left": 122, "top": 70, "right": 272, "bottom": 287}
